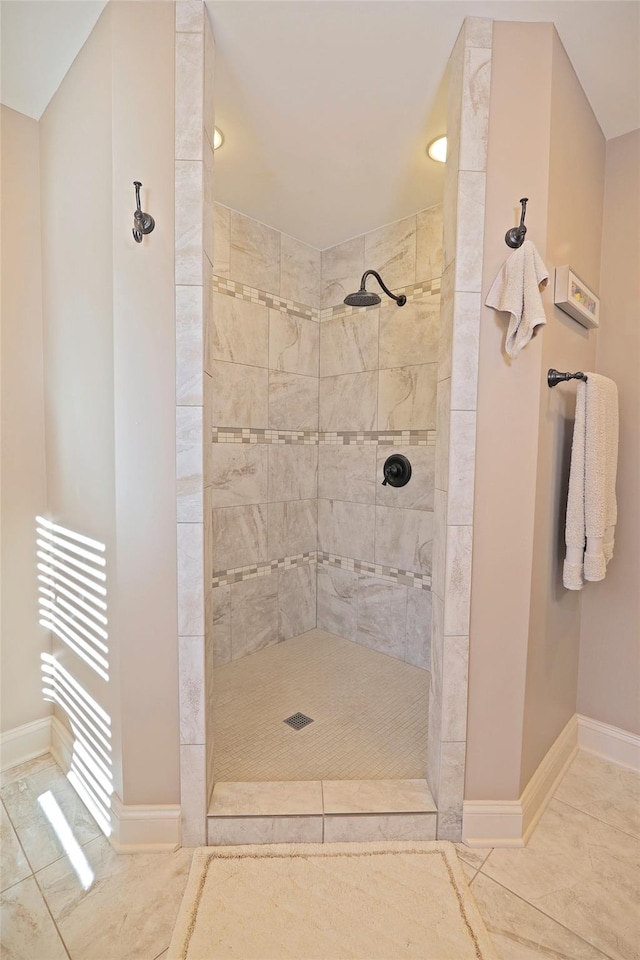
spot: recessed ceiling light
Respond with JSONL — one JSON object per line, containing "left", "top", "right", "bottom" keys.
{"left": 427, "top": 135, "right": 447, "bottom": 163}
{"left": 213, "top": 127, "right": 224, "bottom": 150}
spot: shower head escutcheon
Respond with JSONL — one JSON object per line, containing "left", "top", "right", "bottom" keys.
{"left": 344, "top": 270, "right": 407, "bottom": 308}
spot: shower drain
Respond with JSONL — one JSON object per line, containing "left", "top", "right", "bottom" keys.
{"left": 284, "top": 712, "right": 314, "bottom": 730}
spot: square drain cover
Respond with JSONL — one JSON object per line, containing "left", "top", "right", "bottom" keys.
{"left": 284, "top": 712, "right": 314, "bottom": 730}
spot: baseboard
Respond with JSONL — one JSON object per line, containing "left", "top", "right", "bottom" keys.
{"left": 110, "top": 794, "right": 182, "bottom": 853}
{"left": 462, "top": 713, "right": 578, "bottom": 847}
{"left": 1, "top": 717, "right": 52, "bottom": 772}
{"left": 577, "top": 714, "right": 640, "bottom": 772}
{"left": 50, "top": 714, "right": 74, "bottom": 772}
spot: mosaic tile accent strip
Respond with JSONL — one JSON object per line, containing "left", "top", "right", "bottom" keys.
{"left": 212, "top": 552, "right": 316, "bottom": 588}
{"left": 211, "top": 274, "right": 319, "bottom": 322}
{"left": 210, "top": 273, "right": 441, "bottom": 324}
{"left": 211, "top": 551, "right": 431, "bottom": 591}
{"left": 212, "top": 427, "right": 436, "bottom": 447}
{"left": 319, "top": 278, "right": 442, "bottom": 323}
{"left": 318, "top": 552, "right": 432, "bottom": 591}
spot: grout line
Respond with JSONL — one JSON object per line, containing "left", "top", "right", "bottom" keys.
{"left": 551, "top": 796, "right": 640, "bottom": 842}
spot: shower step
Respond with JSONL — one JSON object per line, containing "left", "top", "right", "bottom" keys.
{"left": 207, "top": 779, "right": 437, "bottom": 846}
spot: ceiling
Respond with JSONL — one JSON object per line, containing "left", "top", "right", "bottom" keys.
{"left": 1, "top": 1, "right": 638, "bottom": 248}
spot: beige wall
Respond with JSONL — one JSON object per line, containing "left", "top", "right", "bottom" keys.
{"left": 0, "top": 106, "right": 50, "bottom": 734}
{"left": 467, "top": 22, "right": 605, "bottom": 800}
{"left": 39, "top": 2, "right": 178, "bottom": 805}
{"left": 578, "top": 129, "right": 640, "bottom": 736}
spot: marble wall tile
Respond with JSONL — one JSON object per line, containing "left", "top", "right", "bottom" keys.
{"left": 0, "top": 876, "right": 68, "bottom": 960}
{"left": 374, "top": 505, "right": 433, "bottom": 574}
{"left": 210, "top": 361, "right": 268, "bottom": 429}
{"left": 378, "top": 364, "right": 437, "bottom": 430}
{"left": 230, "top": 575, "right": 278, "bottom": 659}
{"left": 450, "top": 291, "right": 481, "bottom": 411}
{"left": 203, "top": 16, "right": 215, "bottom": 152}
{"left": 426, "top": 687, "right": 443, "bottom": 805}
{"left": 447, "top": 411, "right": 476, "bottom": 525}
{"left": 203, "top": 482, "right": 213, "bottom": 587}
{"left": 364, "top": 215, "right": 417, "bottom": 290}
{"left": 269, "top": 371, "right": 318, "bottom": 430}
{"left": 320, "top": 235, "right": 365, "bottom": 308}
{"left": 175, "top": 33, "right": 203, "bottom": 161}
{"left": 213, "top": 203, "right": 230, "bottom": 278}
{"left": 278, "top": 564, "right": 317, "bottom": 641}
{"left": 316, "top": 565, "right": 359, "bottom": 641}
{"left": 176, "top": 0, "right": 203, "bottom": 32}
{"left": 442, "top": 168, "right": 458, "bottom": 273}
{"left": 280, "top": 235, "right": 321, "bottom": 308}
{"left": 179, "top": 636, "right": 205, "bottom": 745}
{"left": 323, "top": 813, "right": 436, "bottom": 843}
{"left": 441, "top": 636, "right": 469, "bottom": 742}
{"left": 269, "top": 311, "right": 318, "bottom": 378}
{"left": 319, "top": 445, "right": 376, "bottom": 505}
{"left": 175, "top": 161, "right": 203, "bottom": 286}
{"left": 437, "top": 740, "right": 466, "bottom": 840}
{"left": 431, "top": 593, "right": 445, "bottom": 693}
{"left": 212, "top": 504, "right": 268, "bottom": 571}
{"left": 203, "top": 274, "right": 214, "bottom": 381}
{"left": 210, "top": 293, "right": 269, "bottom": 368}
{"left": 0, "top": 802, "right": 31, "bottom": 892}
{"left": 437, "top": 262, "right": 455, "bottom": 383}
{"left": 455, "top": 171, "right": 486, "bottom": 293}
{"left": 203, "top": 137, "right": 214, "bottom": 266}
{"left": 379, "top": 297, "right": 439, "bottom": 369}
{"left": 210, "top": 444, "right": 268, "bottom": 508}
{"left": 406, "top": 588, "right": 432, "bottom": 670}
{"left": 443, "top": 525, "right": 473, "bottom": 636}
{"left": 416, "top": 205, "right": 444, "bottom": 282}
{"left": 268, "top": 499, "right": 317, "bottom": 557}
{"left": 356, "top": 576, "right": 407, "bottom": 659}
{"left": 464, "top": 16, "right": 493, "bottom": 48}
{"left": 180, "top": 744, "right": 206, "bottom": 846}
{"left": 230, "top": 210, "right": 280, "bottom": 294}
{"left": 268, "top": 445, "right": 317, "bottom": 502}
{"left": 376, "top": 446, "right": 434, "bottom": 511}
{"left": 435, "top": 379, "right": 451, "bottom": 492}
{"left": 211, "top": 584, "right": 231, "bottom": 666}
{"left": 176, "top": 285, "right": 203, "bottom": 405}
{"left": 459, "top": 47, "right": 491, "bottom": 174}
{"left": 176, "top": 406, "right": 203, "bottom": 522}
{"left": 178, "top": 522, "right": 204, "bottom": 635}
{"left": 432, "top": 490, "right": 448, "bottom": 601}
{"left": 319, "top": 312, "right": 378, "bottom": 378}
{"left": 317, "top": 499, "right": 375, "bottom": 562}
{"left": 207, "top": 815, "right": 323, "bottom": 846}
{"left": 320, "top": 371, "right": 377, "bottom": 432}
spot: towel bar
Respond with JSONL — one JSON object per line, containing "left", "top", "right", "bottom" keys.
{"left": 547, "top": 368, "right": 588, "bottom": 388}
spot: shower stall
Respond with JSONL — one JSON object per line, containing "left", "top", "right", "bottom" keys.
{"left": 174, "top": 4, "right": 492, "bottom": 846}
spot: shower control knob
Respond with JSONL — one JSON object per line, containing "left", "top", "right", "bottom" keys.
{"left": 381, "top": 454, "right": 412, "bottom": 487}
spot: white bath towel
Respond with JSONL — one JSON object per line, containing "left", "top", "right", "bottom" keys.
{"left": 563, "top": 373, "right": 619, "bottom": 590}
{"left": 485, "top": 240, "right": 549, "bottom": 358}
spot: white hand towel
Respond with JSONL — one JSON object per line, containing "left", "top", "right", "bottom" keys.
{"left": 485, "top": 240, "right": 549, "bottom": 358}
{"left": 563, "top": 373, "right": 619, "bottom": 590}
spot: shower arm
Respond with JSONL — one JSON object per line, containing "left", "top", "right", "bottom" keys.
{"left": 360, "top": 270, "right": 406, "bottom": 305}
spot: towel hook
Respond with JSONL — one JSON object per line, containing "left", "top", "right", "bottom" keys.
{"left": 505, "top": 198, "right": 528, "bottom": 249}
{"left": 547, "top": 368, "right": 588, "bottom": 388}
{"left": 132, "top": 181, "right": 155, "bottom": 243}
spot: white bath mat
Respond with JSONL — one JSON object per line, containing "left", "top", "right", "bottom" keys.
{"left": 168, "top": 841, "right": 497, "bottom": 959}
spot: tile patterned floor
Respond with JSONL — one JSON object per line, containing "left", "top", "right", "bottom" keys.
{"left": 1, "top": 750, "right": 638, "bottom": 959}
{"left": 212, "top": 629, "right": 430, "bottom": 782}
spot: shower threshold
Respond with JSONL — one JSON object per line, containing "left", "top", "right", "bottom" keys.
{"left": 207, "top": 778, "right": 437, "bottom": 845}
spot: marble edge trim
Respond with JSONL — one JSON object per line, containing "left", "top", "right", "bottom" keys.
{"left": 212, "top": 427, "right": 436, "bottom": 447}
{"left": 211, "top": 274, "right": 441, "bottom": 323}
{"left": 211, "top": 551, "right": 432, "bottom": 591}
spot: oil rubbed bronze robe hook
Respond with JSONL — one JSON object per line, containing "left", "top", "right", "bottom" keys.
{"left": 132, "top": 181, "right": 155, "bottom": 243}
{"left": 505, "top": 198, "right": 528, "bottom": 249}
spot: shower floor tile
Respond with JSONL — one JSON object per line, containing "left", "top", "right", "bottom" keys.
{"left": 211, "top": 628, "right": 430, "bottom": 782}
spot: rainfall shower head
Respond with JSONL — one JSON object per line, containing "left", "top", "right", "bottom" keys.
{"left": 344, "top": 270, "right": 406, "bottom": 308}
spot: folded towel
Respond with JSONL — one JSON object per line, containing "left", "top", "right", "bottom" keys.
{"left": 485, "top": 240, "right": 549, "bottom": 358}
{"left": 563, "top": 373, "right": 619, "bottom": 590}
